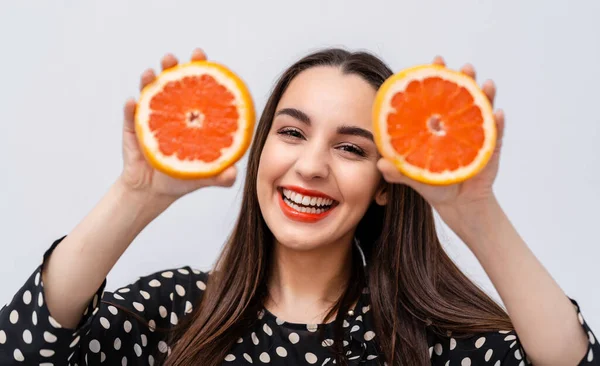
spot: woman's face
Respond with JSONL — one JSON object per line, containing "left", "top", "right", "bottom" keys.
{"left": 256, "top": 66, "right": 386, "bottom": 251}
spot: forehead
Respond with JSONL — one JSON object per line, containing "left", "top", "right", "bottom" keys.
{"left": 276, "top": 66, "right": 377, "bottom": 129}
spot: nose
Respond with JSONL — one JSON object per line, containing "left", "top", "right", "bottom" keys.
{"left": 294, "top": 142, "right": 330, "bottom": 181}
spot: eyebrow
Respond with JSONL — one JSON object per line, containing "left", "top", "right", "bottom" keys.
{"left": 275, "top": 108, "right": 374, "bottom": 142}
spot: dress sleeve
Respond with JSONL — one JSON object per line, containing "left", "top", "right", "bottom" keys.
{"left": 429, "top": 298, "right": 599, "bottom": 365}
{"left": 0, "top": 236, "right": 209, "bottom": 365}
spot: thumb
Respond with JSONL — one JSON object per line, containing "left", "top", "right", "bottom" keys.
{"left": 123, "top": 99, "right": 137, "bottom": 134}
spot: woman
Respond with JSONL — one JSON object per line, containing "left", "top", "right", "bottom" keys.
{"left": 0, "top": 47, "right": 597, "bottom": 365}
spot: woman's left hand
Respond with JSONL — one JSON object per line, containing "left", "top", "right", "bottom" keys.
{"left": 377, "top": 56, "right": 505, "bottom": 215}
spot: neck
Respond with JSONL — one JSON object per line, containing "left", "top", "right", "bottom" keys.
{"left": 265, "top": 236, "right": 354, "bottom": 324}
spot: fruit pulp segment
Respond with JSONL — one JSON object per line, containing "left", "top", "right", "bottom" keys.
{"left": 386, "top": 77, "right": 486, "bottom": 173}
{"left": 147, "top": 74, "right": 240, "bottom": 163}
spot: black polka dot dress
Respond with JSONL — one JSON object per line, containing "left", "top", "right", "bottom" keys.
{"left": 1, "top": 237, "right": 598, "bottom": 365}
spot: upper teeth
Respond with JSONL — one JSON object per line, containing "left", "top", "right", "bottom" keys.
{"left": 282, "top": 189, "right": 334, "bottom": 206}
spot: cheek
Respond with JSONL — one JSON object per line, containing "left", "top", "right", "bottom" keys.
{"left": 335, "top": 162, "right": 381, "bottom": 206}
{"left": 257, "top": 137, "right": 291, "bottom": 191}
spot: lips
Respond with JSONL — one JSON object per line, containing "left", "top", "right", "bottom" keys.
{"left": 277, "top": 186, "right": 338, "bottom": 223}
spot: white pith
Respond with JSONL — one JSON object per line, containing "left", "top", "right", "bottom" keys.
{"left": 137, "top": 64, "right": 251, "bottom": 172}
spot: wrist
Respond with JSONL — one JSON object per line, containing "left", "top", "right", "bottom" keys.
{"left": 113, "top": 177, "right": 175, "bottom": 222}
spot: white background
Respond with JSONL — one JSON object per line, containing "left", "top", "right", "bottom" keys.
{"left": 1, "top": 1, "right": 598, "bottom": 332}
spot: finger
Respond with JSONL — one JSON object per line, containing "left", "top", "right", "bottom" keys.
{"left": 161, "top": 53, "right": 179, "bottom": 71}
{"left": 494, "top": 109, "right": 505, "bottom": 144}
{"left": 191, "top": 48, "right": 207, "bottom": 62}
{"left": 432, "top": 55, "right": 446, "bottom": 66}
{"left": 460, "top": 63, "right": 476, "bottom": 80}
{"left": 123, "top": 98, "right": 137, "bottom": 133}
{"left": 482, "top": 80, "right": 496, "bottom": 106}
{"left": 213, "top": 166, "right": 237, "bottom": 187}
{"left": 140, "top": 69, "right": 156, "bottom": 91}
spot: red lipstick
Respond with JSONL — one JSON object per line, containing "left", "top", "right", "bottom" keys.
{"left": 278, "top": 186, "right": 337, "bottom": 223}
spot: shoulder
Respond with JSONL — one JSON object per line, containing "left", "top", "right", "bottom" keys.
{"left": 427, "top": 329, "right": 527, "bottom": 365}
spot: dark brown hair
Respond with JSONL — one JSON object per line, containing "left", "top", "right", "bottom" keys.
{"left": 157, "top": 48, "right": 513, "bottom": 365}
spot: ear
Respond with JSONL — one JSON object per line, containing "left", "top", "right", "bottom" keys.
{"left": 374, "top": 183, "right": 388, "bottom": 206}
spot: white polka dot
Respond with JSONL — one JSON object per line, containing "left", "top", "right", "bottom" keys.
{"left": 108, "top": 305, "right": 118, "bottom": 315}
{"left": 263, "top": 323, "right": 273, "bottom": 336}
{"left": 252, "top": 332, "right": 259, "bottom": 345}
{"left": 0, "top": 330, "right": 6, "bottom": 344}
{"left": 44, "top": 331, "right": 57, "bottom": 343}
{"left": 22, "top": 330, "right": 32, "bottom": 344}
{"left": 244, "top": 353, "right": 253, "bottom": 363}
{"left": 450, "top": 337, "right": 456, "bottom": 350}
{"left": 148, "top": 355, "right": 155, "bottom": 366}
{"left": 343, "top": 340, "right": 349, "bottom": 347}
{"left": 114, "top": 338, "right": 122, "bottom": 350}
{"left": 192, "top": 269, "right": 201, "bottom": 274}
{"left": 475, "top": 337, "right": 486, "bottom": 348}
{"left": 38, "top": 293, "right": 44, "bottom": 307}
{"left": 461, "top": 357, "right": 471, "bottom": 366}
{"left": 22, "top": 291, "right": 32, "bottom": 305}
{"left": 148, "top": 319, "right": 156, "bottom": 332}
{"left": 140, "top": 290, "right": 151, "bottom": 300}
{"left": 89, "top": 339, "right": 101, "bottom": 353}
{"left": 275, "top": 317, "right": 285, "bottom": 325}
{"left": 169, "top": 293, "right": 174, "bottom": 301}
{"left": 434, "top": 343, "right": 442, "bottom": 355}
{"left": 350, "top": 325, "right": 360, "bottom": 333}
{"left": 35, "top": 272, "right": 40, "bottom": 286}
{"left": 185, "top": 301, "right": 193, "bottom": 314}
{"left": 289, "top": 332, "right": 300, "bottom": 344}
{"left": 307, "top": 323, "right": 318, "bottom": 332}
{"left": 13, "top": 348, "right": 24, "bottom": 362}
{"left": 276, "top": 346, "right": 288, "bottom": 357}
{"left": 237, "top": 337, "right": 244, "bottom": 343}
{"left": 224, "top": 354, "right": 236, "bottom": 361}
{"left": 31, "top": 311, "right": 37, "bottom": 325}
{"left": 70, "top": 335, "right": 80, "bottom": 348}
{"left": 588, "top": 349, "right": 594, "bottom": 362}
{"left": 40, "top": 349, "right": 55, "bottom": 357}
{"left": 101, "top": 352, "right": 106, "bottom": 362}
{"left": 118, "top": 288, "right": 130, "bottom": 293}
{"left": 322, "top": 339, "right": 334, "bottom": 347}
{"left": 579, "top": 313, "right": 585, "bottom": 325}
{"left": 9, "top": 310, "right": 19, "bottom": 324}
{"left": 134, "top": 343, "right": 142, "bottom": 357}
{"left": 343, "top": 320, "right": 350, "bottom": 327}
{"left": 305, "top": 352, "right": 318, "bottom": 364}
{"left": 362, "top": 305, "right": 371, "bottom": 313}
{"left": 176, "top": 285, "right": 186, "bottom": 296}
{"left": 364, "top": 331, "right": 376, "bottom": 341}
{"left": 356, "top": 315, "right": 363, "bottom": 322}
{"left": 170, "top": 312, "right": 178, "bottom": 325}
{"left": 141, "top": 334, "right": 148, "bottom": 347}
{"left": 196, "top": 281, "right": 206, "bottom": 290}
{"left": 122, "top": 356, "right": 128, "bottom": 366}
{"left": 158, "top": 341, "right": 168, "bottom": 353}
{"left": 504, "top": 335, "right": 516, "bottom": 341}
{"left": 499, "top": 330, "right": 510, "bottom": 334}
{"left": 514, "top": 349, "right": 523, "bottom": 360}
{"left": 161, "top": 271, "right": 174, "bottom": 278}
{"left": 158, "top": 306, "right": 168, "bottom": 318}
{"left": 133, "top": 302, "right": 145, "bottom": 312}
{"left": 178, "top": 268, "right": 189, "bottom": 275}
{"left": 100, "top": 317, "right": 111, "bottom": 329}
{"left": 124, "top": 320, "right": 132, "bottom": 333}
{"left": 485, "top": 349, "right": 493, "bottom": 361}
{"left": 429, "top": 346, "right": 433, "bottom": 358}
{"left": 149, "top": 279, "right": 161, "bottom": 287}
{"left": 259, "top": 352, "right": 270, "bottom": 363}
{"left": 494, "top": 361, "right": 501, "bottom": 366}
{"left": 113, "top": 293, "right": 125, "bottom": 300}
{"left": 510, "top": 340, "right": 517, "bottom": 348}
{"left": 589, "top": 331, "right": 596, "bottom": 344}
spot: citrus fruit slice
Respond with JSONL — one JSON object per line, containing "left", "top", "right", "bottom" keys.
{"left": 373, "top": 64, "right": 496, "bottom": 185}
{"left": 135, "top": 60, "right": 255, "bottom": 179}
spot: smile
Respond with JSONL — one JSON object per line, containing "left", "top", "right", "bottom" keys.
{"left": 277, "top": 186, "right": 338, "bottom": 223}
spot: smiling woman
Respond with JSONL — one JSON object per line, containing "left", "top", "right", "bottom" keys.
{"left": 0, "top": 48, "right": 598, "bottom": 366}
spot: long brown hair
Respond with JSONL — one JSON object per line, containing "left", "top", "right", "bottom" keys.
{"left": 161, "top": 48, "right": 513, "bottom": 365}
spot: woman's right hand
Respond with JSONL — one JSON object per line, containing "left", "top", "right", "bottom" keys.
{"left": 119, "top": 48, "right": 237, "bottom": 202}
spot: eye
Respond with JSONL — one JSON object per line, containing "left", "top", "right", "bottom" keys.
{"left": 337, "top": 144, "right": 367, "bottom": 157}
{"left": 277, "top": 127, "right": 305, "bottom": 140}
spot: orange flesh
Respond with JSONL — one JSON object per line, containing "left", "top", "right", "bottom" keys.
{"left": 386, "top": 77, "right": 485, "bottom": 173}
{"left": 147, "top": 74, "right": 239, "bottom": 163}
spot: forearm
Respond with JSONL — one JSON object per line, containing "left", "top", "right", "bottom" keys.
{"left": 444, "top": 196, "right": 588, "bottom": 366}
{"left": 42, "top": 178, "right": 173, "bottom": 328}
